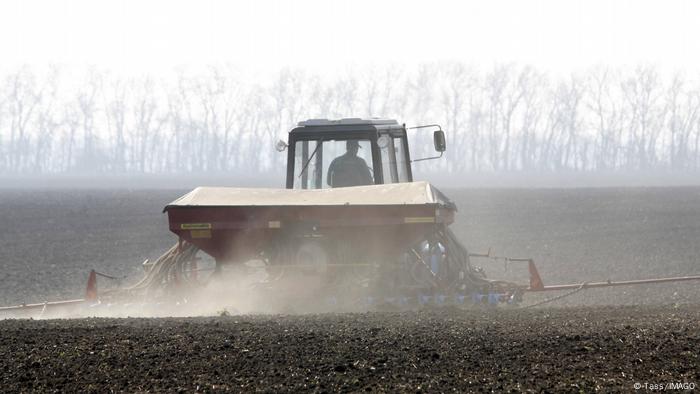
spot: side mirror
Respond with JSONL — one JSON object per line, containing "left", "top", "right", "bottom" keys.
{"left": 275, "top": 139, "right": 288, "bottom": 152}
{"left": 407, "top": 124, "right": 446, "bottom": 163}
{"left": 433, "top": 130, "right": 446, "bottom": 152}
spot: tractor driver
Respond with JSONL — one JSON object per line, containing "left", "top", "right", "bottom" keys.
{"left": 327, "top": 140, "right": 373, "bottom": 188}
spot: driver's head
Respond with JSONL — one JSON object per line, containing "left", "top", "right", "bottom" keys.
{"left": 346, "top": 140, "right": 360, "bottom": 155}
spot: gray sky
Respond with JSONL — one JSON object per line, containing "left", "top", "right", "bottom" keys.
{"left": 1, "top": 0, "right": 698, "bottom": 78}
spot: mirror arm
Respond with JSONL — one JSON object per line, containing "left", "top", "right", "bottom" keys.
{"left": 407, "top": 124, "right": 442, "bottom": 132}
{"left": 411, "top": 151, "right": 443, "bottom": 163}
{"left": 407, "top": 124, "right": 446, "bottom": 162}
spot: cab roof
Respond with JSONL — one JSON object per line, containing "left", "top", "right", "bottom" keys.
{"left": 291, "top": 118, "right": 404, "bottom": 136}
{"left": 298, "top": 118, "right": 398, "bottom": 127}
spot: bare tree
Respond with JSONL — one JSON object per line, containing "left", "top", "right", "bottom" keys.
{"left": 665, "top": 74, "right": 700, "bottom": 170}
{"left": 103, "top": 77, "right": 129, "bottom": 172}
{"left": 5, "top": 67, "right": 43, "bottom": 173}
{"left": 587, "top": 67, "right": 620, "bottom": 170}
{"left": 620, "top": 66, "right": 665, "bottom": 170}
{"left": 439, "top": 63, "right": 475, "bottom": 172}
{"left": 72, "top": 70, "right": 103, "bottom": 172}
{"left": 31, "top": 67, "right": 61, "bottom": 173}
{"left": 517, "top": 69, "right": 546, "bottom": 171}
{"left": 2, "top": 64, "right": 700, "bottom": 178}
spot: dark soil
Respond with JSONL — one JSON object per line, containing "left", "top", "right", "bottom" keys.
{"left": 2, "top": 187, "right": 700, "bottom": 306}
{"left": 0, "top": 189, "right": 181, "bottom": 305}
{"left": 1, "top": 305, "right": 698, "bottom": 392}
{"left": 1, "top": 187, "right": 700, "bottom": 391}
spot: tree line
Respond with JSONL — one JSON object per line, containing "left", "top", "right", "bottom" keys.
{"left": 1, "top": 64, "right": 700, "bottom": 175}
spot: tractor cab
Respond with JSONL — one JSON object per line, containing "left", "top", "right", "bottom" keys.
{"left": 282, "top": 118, "right": 445, "bottom": 189}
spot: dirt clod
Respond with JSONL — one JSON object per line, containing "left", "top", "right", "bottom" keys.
{"left": 1, "top": 305, "right": 699, "bottom": 392}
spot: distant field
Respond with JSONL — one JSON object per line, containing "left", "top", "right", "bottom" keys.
{"left": 1, "top": 187, "right": 699, "bottom": 306}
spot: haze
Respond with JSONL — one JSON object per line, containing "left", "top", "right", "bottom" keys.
{"left": 2, "top": 0, "right": 700, "bottom": 188}
{"left": 1, "top": 0, "right": 699, "bottom": 77}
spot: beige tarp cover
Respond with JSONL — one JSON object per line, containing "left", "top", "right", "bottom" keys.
{"left": 165, "top": 181, "right": 450, "bottom": 209}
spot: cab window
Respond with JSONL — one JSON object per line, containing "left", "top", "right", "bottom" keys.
{"left": 379, "top": 134, "right": 410, "bottom": 183}
{"left": 294, "top": 139, "right": 373, "bottom": 189}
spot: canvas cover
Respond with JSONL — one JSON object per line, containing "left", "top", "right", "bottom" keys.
{"left": 164, "top": 181, "right": 451, "bottom": 210}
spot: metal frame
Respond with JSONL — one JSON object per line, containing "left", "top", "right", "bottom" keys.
{"left": 285, "top": 123, "right": 412, "bottom": 189}
{"left": 407, "top": 124, "right": 444, "bottom": 163}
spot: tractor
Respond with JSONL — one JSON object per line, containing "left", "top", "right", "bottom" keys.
{"left": 3, "top": 118, "right": 700, "bottom": 317}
